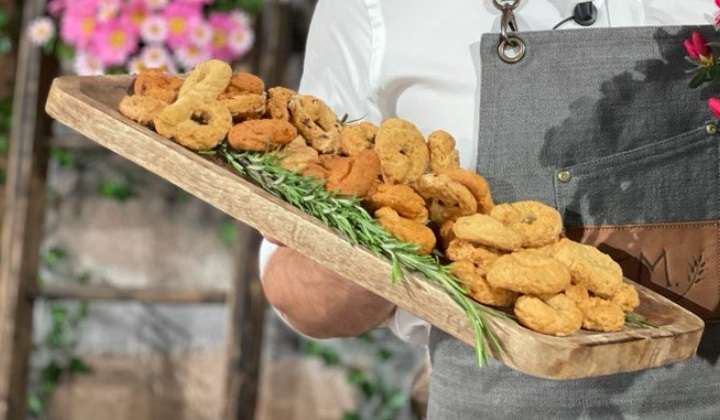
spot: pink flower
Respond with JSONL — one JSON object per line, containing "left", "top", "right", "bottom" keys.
{"left": 230, "top": 10, "right": 251, "bottom": 28}
{"left": 140, "top": 45, "right": 171, "bottom": 68}
{"left": 228, "top": 27, "right": 254, "bottom": 57}
{"left": 28, "top": 17, "right": 56, "bottom": 46}
{"left": 189, "top": 21, "right": 213, "bottom": 47}
{"left": 127, "top": 55, "right": 143, "bottom": 74}
{"left": 709, "top": 98, "right": 720, "bottom": 119}
{"left": 90, "top": 20, "right": 138, "bottom": 65}
{"left": 163, "top": 2, "right": 202, "bottom": 48}
{"left": 48, "top": 0, "right": 67, "bottom": 16}
{"left": 60, "top": 1, "right": 99, "bottom": 49}
{"left": 714, "top": 11, "right": 720, "bottom": 31}
{"left": 73, "top": 52, "right": 105, "bottom": 75}
{"left": 684, "top": 31, "right": 711, "bottom": 60}
{"left": 121, "top": 0, "right": 148, "bottom": 31}
{"left": 144, "top": 0, "right": 169, "bottom": 10}
{"left": 716, "top": 0, "right": 720, "bottom": 8}
{"left": 208, "top": 12, "right": 239, "bottom": 61}
{"left": 97, "top": 0, "right": 121, "bottom": 23}
{"left": 175, "top": 45, "right": 211, "bottom": 70}
{"left": 140, "top": 15, "right": 168, "bottom": 43}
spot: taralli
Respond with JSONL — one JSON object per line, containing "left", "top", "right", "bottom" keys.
{"left": 133, "top": 68, "right": 182, "bottom": 103}
{"left": 611, "top": 282, "right": 640, "bottom": 313}
{"left": 178, "top": 59, "right": 233, "bottom": 100}
{"left": 428, "top": 130, "right": 460, "bottom": 174}
{"left": 487, "top": 249, "right": 571, "bottom": 295}
{"left": 266, "top": 87, "right": 296, "bottom": 120}
{"left": 438, "top": 220, "right": 456, "bottom": 250}
{"left": 446, "top": 239, "right": 502, "bottom": 269}
{"left": 375, "top": 207, "right": 436, "bottom": 255}
{"left": 452, "top": 214, "right": 522, "bottom": 251}
{"left": 118, "top": 61, "right": 646, "bottom": 339}
{"left": 490, "top": 201, "right": 562, "bottom": 248}
{"left": 440, "top": 168, "right": 495, "bottom": 215}
{"left": 578, "top": 297, "right": 625, "bottom": 332}
{"left": 288, "top": 95, "right": 342, "bottom": 153}
{"left": 322, "top": 150, "right": 381, "bottom": 197}
{"left": 220, "top": 72, "right": 265, "bottom": 96}
{"left": 514, "top": 294, "right": 583, "bottom": 336}
{"left": 228, "top": 119, "right": 298, "bottom": 152}
{"left": 220, "top": 93, "right": 266, "bottom": 119}
{"left": 118, "top": 95, "right": 168, "bottom": 127}
{"left": 415, "top": 174, "right": 477, "bottom": 224}
{"left": 450, "top": 260, "right": 518, "bottom": 307}
{"left": 154, "top": 98, "right": 232, "bottom": 151}
{"left": 340, "top": 122, "right": 378, "bottom": 156}
{"left": 374, "top": 118, "right": 429, "bottom": 184}
{"left": 551, "top": 239, "right": 623, "bottom": 298}
{"left": 280, "top": 136, "right": 319, "bottom": 173}
{"left": 365, "top": 183, "right": 428, "bottom": 224}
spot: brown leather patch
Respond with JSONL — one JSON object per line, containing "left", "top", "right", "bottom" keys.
{"left": 566, "top": 221, "right": 720, "bottom": 320}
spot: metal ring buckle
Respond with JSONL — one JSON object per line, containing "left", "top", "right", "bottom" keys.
{"left": 494, "top": 0, "right": 526, "bottom": 64}
{"left": 497, "top": 35, "right": 526, "bottom": 64}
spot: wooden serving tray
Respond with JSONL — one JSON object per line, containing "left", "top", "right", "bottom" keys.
{"left": 45, "top": 75, "right": 705, "bottom": 380}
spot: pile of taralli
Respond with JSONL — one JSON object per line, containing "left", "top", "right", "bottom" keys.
{"left": 119, "top": 59, "right": 640, "bottom": 337}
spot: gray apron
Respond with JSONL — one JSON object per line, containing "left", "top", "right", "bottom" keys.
{"left": 428, "top": 26, "right": 720, "bottom": 419}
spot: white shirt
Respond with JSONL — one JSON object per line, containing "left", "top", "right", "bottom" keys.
{"left": 260, "top": 0, "right": 716, "bottom": 346}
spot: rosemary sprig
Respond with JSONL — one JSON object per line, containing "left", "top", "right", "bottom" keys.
{"left": 220, "top": 147, "right": 507, "bottom": 366}
{"left": 625, "top": 312, "right": 657, "bottom": 329}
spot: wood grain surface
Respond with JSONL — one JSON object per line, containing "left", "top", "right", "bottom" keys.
{"left": 44, "top": 75, "right": 706, "bottom": 380}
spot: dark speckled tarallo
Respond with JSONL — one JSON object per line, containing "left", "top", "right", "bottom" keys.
{"left": 427, "top": 26, "right": 720, "bottom": 419}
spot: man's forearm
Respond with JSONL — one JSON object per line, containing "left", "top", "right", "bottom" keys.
{"left": 262, "top": 247, "right": 395, "bottom": 338}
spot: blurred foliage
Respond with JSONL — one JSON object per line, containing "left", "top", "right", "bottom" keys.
{"left": 29, "top": 246, "right": 92, "bottom": 418}
{"left": 218, "top": 219, "right": 239, "bottom": 247}
{"left": 303, "top": 331, "right": 407, "bottom": 420}
{"left": 97, "top": 178, "right": 136, "bottom": 202}
{"left": 50, "top": 147, "right": 77, "bottom": 169}
{"left": 209, "top": 0, "right": 264, "bottom": 15}
{"left": 0, "top": 7, "right": 11, "bottom": 55}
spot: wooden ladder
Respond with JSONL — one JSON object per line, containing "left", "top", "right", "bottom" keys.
{"left": 0, "top": 1, "right": 282, "bottom": 419}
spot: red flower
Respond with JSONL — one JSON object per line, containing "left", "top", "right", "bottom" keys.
{"left": 684, "top": 31, "right": 711, "bottom": 60}
{"left": 716, "top": 0, "right": 720, "bottom": 8}
{"left": 708, "top": 98, "right": 720, "bottom": 119}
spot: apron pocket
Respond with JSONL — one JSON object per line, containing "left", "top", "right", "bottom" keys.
{"left": 555, "top": 125, "right": 719, "bottom": 226}
{"left": 555, "top": 124, "right": 720, "bottom": 319}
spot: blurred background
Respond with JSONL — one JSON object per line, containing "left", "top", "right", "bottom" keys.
{"left": 0, "top": 1, "right": 426, "bottom": 419}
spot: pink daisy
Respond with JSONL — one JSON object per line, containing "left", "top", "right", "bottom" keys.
{"left": 120, "top": 0, "right": 148, "bottom": 31}
{"left": 60, "top": 1, "right": 100, "bottom": 49}
{"left": 73, "top": 52, "right": 105, "bottom": 75}
{"left": 48, "top": 0, "right": 67, "bottom": 16}
{"left": 189, "top": 21, "right": 212, "bottom": 47}
{"left": 175, "top": 45, "right": 211, "bottom": 70}
{"left": 28, "top": 17, "right": 56, "bottom": 46}
{"left": 140, "top": 45, "right": 171, "bottom": 68}
{"left": 97, "top": 0, "right": 121, "bottom": 23}
{"left": 127, "top": 55, "right": 143, "bottom": 74}
{"left": 163, "top": 2, "right": 202, "bottom": 49}
{"left": 208, "top": 12, "right": 238, "bottom": 61}
{"left": 230, "top": 10, "right": 251, "bottom": 28}
{"left": 90, "top": 19, "right": 139, "bottom": 65}
{"left": 140, "top": 15, "right": 168, "bottom": 43}
{"left": 228, "top": 27, "right": 254, "bottom": 57}
{"left": 144, "top": 0, "right": 169, "bottom": 10}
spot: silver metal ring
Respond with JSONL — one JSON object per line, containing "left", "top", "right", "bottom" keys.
{"left": 497, "top": 36, "right": 526, "bottom": 64}
{"left": 493, "top": 0, "right": 520, "bottom": 11}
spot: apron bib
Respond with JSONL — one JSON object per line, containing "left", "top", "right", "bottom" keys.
{"left": 428, "top": 26, "right": 720, "bottom": 419}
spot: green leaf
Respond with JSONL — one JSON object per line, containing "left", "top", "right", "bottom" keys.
{"left": 342, "top": 412, "right": 361, "bottom": 420}
{"left": 56, "top": 41, "right": 75, "bottom": 61}
{"left": 218, "top": 220, "right": 238, "bottom": 248}
{"left": 0, "top": 10, "right": 7, "bottom": 29}
{"left": 0, "top": 133, "right": 8, "bottom": 154}
{"left": 0, "top": 36, "right": 11, "bottom": 54}
{"left": 27, "top": 393, "right": 44, "bottom": 417}
{"left": 43, "top": 246, "right": 68, "bottom": 268}
{"left": 689, "top": 69, "right": 709, "bottom": 88}
{"left": 69, "top": 357, "right": 92, "bottom": 374}
{"left": 50, "top": 304, "right": 68, "bottom": 324}
{"left": 41, "top": 361, "right": 63, "bottom": 383}
{"left": 51, "top": 147, "right": 76, "bottom": 168}
{"left": 97, "top": 179, "right": 135, "bottom": 202}
{"left": 376, "top": 348, "right": 393, "bottom": 361}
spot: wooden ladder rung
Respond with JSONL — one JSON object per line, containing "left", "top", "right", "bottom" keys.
{"left": 32, "top": 284, "right": 228, "bottom": 304}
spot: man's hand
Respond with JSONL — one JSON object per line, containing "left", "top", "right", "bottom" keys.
{"left": 262, "top": 244, "right": 395, "bottom": 338}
